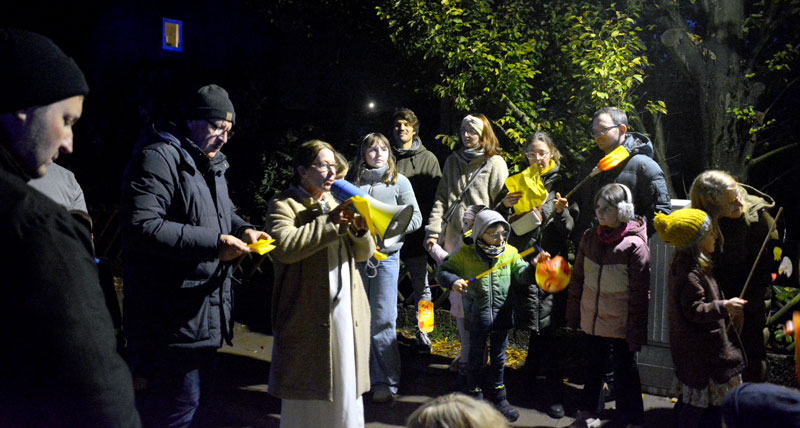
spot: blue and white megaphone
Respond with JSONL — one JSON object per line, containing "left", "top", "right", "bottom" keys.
{"left": 331, "top": 180, "right": 414, "bottom": 248}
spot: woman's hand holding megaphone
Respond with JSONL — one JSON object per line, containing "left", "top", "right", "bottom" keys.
{"left": 351, "top": 214, "right": 368, "bottom": 235}
{"left": 330, "top": 200, "right": 356, "bottom": 225}
{"left": 330, "top": 200, "right": 369, "bottom": 236}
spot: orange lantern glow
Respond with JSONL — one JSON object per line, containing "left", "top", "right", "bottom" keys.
{"left": 418, "top": 300, "right": 434, "bottom": 333}
{"left": 535, "top": 256, "right": 572, "bottom": 293}
{"left": 784, "top": 312, "right": 800, "bottom": 383}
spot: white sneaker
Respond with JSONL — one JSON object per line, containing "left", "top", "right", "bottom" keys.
{"left": 569, "top": 411, "right": 600, "bottom": 428}
{"left": 416, "top": 330, "right": 432, "bottom": 353}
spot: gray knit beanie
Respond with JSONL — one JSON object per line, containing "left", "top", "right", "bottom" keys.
{"left": 188, "top": 84, "right": 235, "bottom": 125}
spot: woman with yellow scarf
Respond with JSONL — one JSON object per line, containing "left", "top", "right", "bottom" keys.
{"left": 499, "top": 131, "right": 575, "bottom": 420}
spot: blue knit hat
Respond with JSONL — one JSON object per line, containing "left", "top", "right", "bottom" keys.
{"left": 721, "top": 382, "right": 800, "bottom": 428}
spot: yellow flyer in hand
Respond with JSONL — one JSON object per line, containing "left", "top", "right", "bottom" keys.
{"left": 247, "top": 239, "right": 276, "bottom": 255}
{"left": 504, "top": 162, "right": 551, "bottom": 215}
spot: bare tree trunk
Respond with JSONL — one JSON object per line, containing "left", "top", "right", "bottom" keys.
{"left": 658, "top": 0, "right": 765, "bottom": 182}
{"left": 651, "top": 112, "right": 676, "bottom": 197}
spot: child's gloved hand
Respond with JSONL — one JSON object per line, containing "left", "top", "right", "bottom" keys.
{"left": 452, "top": 279, "right": 469, "bottom": 294}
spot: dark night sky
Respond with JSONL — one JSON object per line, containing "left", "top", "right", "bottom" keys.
{"left": 2, "top": 0, "right": 450, "bottom": 222}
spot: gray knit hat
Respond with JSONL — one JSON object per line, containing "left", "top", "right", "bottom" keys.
{"left": 188, "top": 84, "right": 235, "bottom": 125}
{"left": 0, "top": 29, "right": 89, "bottom": 113}
{"left": 472, "top": 209, "right": 509, "bottom": 241}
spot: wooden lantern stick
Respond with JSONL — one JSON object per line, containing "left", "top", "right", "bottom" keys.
{"left": 739, "top": 206, "right": 783, "bottom": 299}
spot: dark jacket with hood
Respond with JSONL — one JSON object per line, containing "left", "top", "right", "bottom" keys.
{"left": 392, "top": 136, "right": 441, "bottom": 257}
{"left": 573, "top": 132, "right": 672, "bottom": 241}
{"left": 498, "top": 161, "right": 576, "bottom": 332}
{"left": 121, "top": 123, "right": 252, "bottom": 365}
{"left": 0, "top": 144, "right": 141, "bottom": 428}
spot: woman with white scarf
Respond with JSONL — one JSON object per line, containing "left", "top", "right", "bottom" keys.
{"left": 425, "top": 114, "right": 509, "bottom": 380}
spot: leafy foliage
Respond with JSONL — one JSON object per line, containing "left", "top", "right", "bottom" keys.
{"left": 376, "top": 0, "right": 660, "bottom": 171}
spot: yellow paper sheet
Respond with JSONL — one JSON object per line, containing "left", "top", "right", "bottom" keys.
{"left": 504, "top": 162, "right": 550, "bottom": 215}
{"left": 247, "top": 239, "right": 276, "bottom": 255}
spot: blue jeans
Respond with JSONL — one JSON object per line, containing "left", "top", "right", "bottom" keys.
{"left": 136, "top": 347, "right": 217, "bottom": 428}
{"left": 467, "top": 329, "right": 509, "bottom": 391}
{"left": 358, "top": 251, "right": 401, "bottom": 394}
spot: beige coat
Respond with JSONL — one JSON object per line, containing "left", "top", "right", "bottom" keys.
{"left": 425, "top": 152, "right": 508, "bottom": 252}
{"left": 266, "top": 184, "right": 374, "bottom": 400}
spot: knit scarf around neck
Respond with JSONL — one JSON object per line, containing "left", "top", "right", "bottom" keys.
{"left": 596, "top": 222, "right": 630, "bottom": 245}
{"left": 456, "top": 146, "right": 486, "bottom": 163}
{"left": 360, "top": 164, "right": 388, "bottom": 185}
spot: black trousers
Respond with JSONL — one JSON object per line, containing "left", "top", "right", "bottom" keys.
{"left": 580, "top": 335, "right": 644, "bottom": 424}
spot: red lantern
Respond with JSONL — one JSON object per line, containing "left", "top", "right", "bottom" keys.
{"left": 535, "top": 256, "right": 572, "bottom": 293}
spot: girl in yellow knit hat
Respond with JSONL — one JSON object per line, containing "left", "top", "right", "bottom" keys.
{"left": 654, "top": 208, "right": 747, "bottom": 428}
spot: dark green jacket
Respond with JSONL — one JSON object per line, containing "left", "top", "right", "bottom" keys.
{"left": 393, "top": 137, "right": 441, "bottom": 256}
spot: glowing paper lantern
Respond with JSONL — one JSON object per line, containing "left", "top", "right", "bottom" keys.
{"left": 783, "top": 312, "right": 800, "bottom": 383}
{"left": 535, "top": 256, "right": 572, "bottom": 293}
{"left": 418, "top": 300, "right": 434, "bottom": 333}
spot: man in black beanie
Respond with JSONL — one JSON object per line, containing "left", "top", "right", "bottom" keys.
{"left": 0, "top": 29, "right": 141, "bottom": 427}
{"left": 121, "top": 84, "right": 270, "bottom": 427}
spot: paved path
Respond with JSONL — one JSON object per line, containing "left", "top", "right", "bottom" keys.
{"left": 202, "top": 324, "right": 676, "bottom": 427}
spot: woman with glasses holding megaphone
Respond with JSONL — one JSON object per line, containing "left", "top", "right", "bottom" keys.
{"left": 265, "top": 140, "right": 376, "bottom": 428}
{"left": 348, "top": 132, "right": 422, "bottom": 403}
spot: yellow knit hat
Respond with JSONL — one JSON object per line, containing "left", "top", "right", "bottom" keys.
{"left": 654, "top": 208, "right": 711, "bottom": 249}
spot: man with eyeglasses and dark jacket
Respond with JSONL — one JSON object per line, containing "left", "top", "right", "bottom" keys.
{"left": 121, "top": 84, "right": 270, "bottom": 428}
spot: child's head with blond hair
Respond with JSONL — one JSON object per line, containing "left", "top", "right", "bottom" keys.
{"left": 406, "top": 393, "right": 509, "bottom": 428}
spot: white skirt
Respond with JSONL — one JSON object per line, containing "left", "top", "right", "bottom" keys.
{"left": 280, "top": 242, "right": 364, "bottom": 428}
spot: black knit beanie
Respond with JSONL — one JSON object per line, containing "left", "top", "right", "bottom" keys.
{"left": 188, "top": 84, "right": 235, "bottom": 125}
{"left": 0, "top": 29, "right": 89, "bottom": 113}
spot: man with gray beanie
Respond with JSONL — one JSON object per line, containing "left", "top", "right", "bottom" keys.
{"left": 121, "top": 83, "right": 270, "bottom": 427}
{"left": 0, "top": 29, "right": 141, "bottom": 427}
